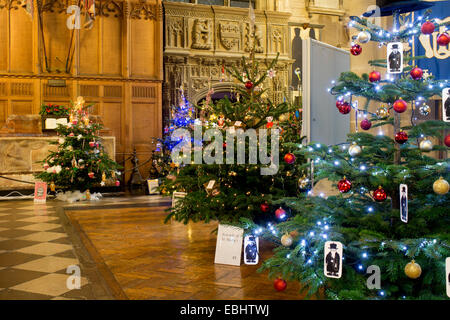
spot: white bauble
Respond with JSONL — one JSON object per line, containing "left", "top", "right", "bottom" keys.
{"left": 348, "top": 144, "right": 362, "bottom": 157}
{"left": 419, "top": 139, "right": 433, "bottom": 151}
{"left": 358, "top": 31, "right": 371, "bottom": 44}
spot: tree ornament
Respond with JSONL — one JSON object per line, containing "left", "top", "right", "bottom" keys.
{"left": 437, "top": 32, "right": 450, "bottom": 46}
{"left": 369, "top": 71, "right": 381, "bottom": 82}
{"left": 43, "top": 163, "right": 49, "bottom": 170}
{"left": 420, "top": 21, "right": 435, "bottom": 34}
{"left": 404, "top": 260, "right": 422, "bottom": 279}
{"left": 266, "top": 116, "right": 274, "bottom": 128}
{"left": 260, "top": 203, "right": 269, "bottom": 213}
{"left": 102, "top": 172, "right": 106, "bottom": 182}
{"left": 410, "top": 67, "right": 423, "bottom": 80}
{"left": 357, "top": 31, "right": 371, "bottom": 43}
{"left": 350, "top": 44, "right": 362, "bottom": 56}
{"left": 89, "top": 141, "right": 95, "bottom": 148}
{"left": 338, "top": 102, "right": 351, "bottom": 114}
{"left": 245, "top": 80, "right": 253, "bottom": 90}
{"left": 298, "top": 175, "right": 310, "bottom": 190}
{"left": 376, "top": 106, "right": 389, "bottom": 117}
{"left": 373, "top": 186, "right": 387, "bottom": 202}
{"left": 115, "top": 180, "right": 121, "bottom": 187}
{"left": 393, "top": 99, "right": 407, "bottom": 113}
{"left": 445, "top": 134, "right": 450, "bottom": 147}
{"left": 348, "top": 143, "right": 362, "bottom": 156}
{"left": 275, "top": 207, "right": 287, "bottom": 220}
{"left": 419, "top": 104, "right": 431, "bottom": 116}
{"left": 279, "top": 113, "right": 289, "bottom": 122}
{"left": 281, "top": 234, "right": 293, "bottom": 247}
{"left": 360, "top": 118, "right": 372, "bottom": 130}
{"left": 419, "top": 139, "right": 433, "bottom": 151}
{"left": 433, "top": 177, "right": 449, "bottom": 195}
{"left": 88, "top": 172, "right": 94, "bottom": 179}
{"left": 86, "top": 189, "right": 91, "bottom": 201}
{"left": 337, "top": 176, "right": 352, "bottom": 193}
{"left": 336, "top": 100, "right": 343, "bottom": 108}
{"left": 284, "top": 152, "right": 296, "bottom": 164}
{"left": 273, "top": 278, "right": 287, "bottom": 292}
{"left": 50, "top": 181, "right": 56, "bottom": 192}
{"left": 395, "top": 130, "right": 408, "bottom": 144}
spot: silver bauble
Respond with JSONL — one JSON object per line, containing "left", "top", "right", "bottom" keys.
{"left": 358, "top": 31, "right": 371, "bottom": 44}
{"left": 419, "top": 139, "right": 433, "bottom": 151}
{"left": 348, "top": 144, "right": 362, "bottom": 156}
{"left": 281, "top": 234, "right": 293, "bottom": 247}
{"left": 419, "top": 104, "right": 431, "bottom": 116}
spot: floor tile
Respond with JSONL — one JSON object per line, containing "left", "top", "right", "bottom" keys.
{"left": 13, "top": 256, "right": 79, "bottom": 273}
{"left": 0, "top": 221, "right": 36, "bottom": 229}
{"left": 0, "top": 288, "right": 52, "bottom": 300}
{"left": 0, "top": 252, "right": 43, "bottom": 268}
{"left": 17, "top": 243, "right": 73, "bottom": 256}
{"left": 18, "top": 216, "right": 59, "bottom": 223}
{"left": 49, "top": 237, "right": 72, "bottom": 244}
{"left": 0, "top": 229, "right": 37, "bottom": 239}
{"left": 0, "top": 268, "right": 47, "bottom": 288}
{"left": 17, "top": 223, "right": 61, "bottom": 232}
{"left": 0, "top": 239, "right": 39, "bottom": 251}
{"left": 17, "top": 231, "right": 66, "bottom": 242}
{"left": 11, "top": 273, "right": 87, "bottom": 297}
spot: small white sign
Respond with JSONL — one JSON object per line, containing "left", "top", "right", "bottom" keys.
{"left": 324, "top": 241, "right": 343, "bottom": 279}
{"left": 206, "top": 180, "right": 215, "bottom": 190}
{"left": 446, "top": 257, "right": 450, "bottom": 298}
{"left": 400, "top": 184, "right": 408, "bottom": 223}
{"left": 56, "top": 118, "right": 68, "bottom": 126}
{"left": 387, "top": 42, "right": 403, "bottom": 74}
{"left": 214, "top": 224, "right": 244, "bottom": 266}
{"left": 172, "top": 191, "right": 187, "bottom": 208}
{"left": 244, "top": 235, "right": 259, "bottom": 265}
{"left": 45, "top": 118, "right": 57, "bottom": 129}
{"left": 147, "top": 179, "right": 159, "bottom": 194}
{"left": 443, "top": 88, "right": 450, "bottom": 122}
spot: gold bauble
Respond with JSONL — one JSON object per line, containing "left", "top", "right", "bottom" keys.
{"left": 281, "top": 234, "right": 293, "bottom": 247}
{"left": 419, "top": 139, "right": 433, "bottom": 152}
{"left": 50, "top": 181, "right": 56, "bottom": 192}
{"left": 86, "top": 189, "right": 91, "bottom": 201}
{"left": 404, "top": 260, "right": 422, "bottom": 279}
{"left": 102, "top": 172, "right": 106, "bottom": 182}
{"left": 376, "top": 106, "right": 389, "bottom": 118}
{"left": 279, "top": 113, "right": 289, "bottom": 122}
{"left": 209, "top": 114, "right": 218, "bottom": 121}
{"left": 348, "top": 143, "right": 362, "bottom": 157}
{"left": 261, "top": 92, "right": 268, "bottom": 100}
{"left": 433, "top": 176, "right": 449, "bottom": 195}
{"left": 298, "top": 175, "right": 310, "bottom": 189}
{"left": 289, "top": 230, "right": 300, "bottom": 238}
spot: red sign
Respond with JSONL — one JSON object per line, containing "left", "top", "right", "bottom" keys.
{"left": 34, "top": 182, "right": 47, "bottom": 203}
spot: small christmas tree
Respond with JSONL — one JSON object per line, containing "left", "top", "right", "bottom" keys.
{"left": 258, "top": 9, "right": 450, "bottom": 299}
{"left": 35, "top": 96, "right": 121, "bottom": 196}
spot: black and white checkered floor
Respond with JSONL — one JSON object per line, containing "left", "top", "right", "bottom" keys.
{"left": 0, "top": 195, "right": 170, "bottom": 300}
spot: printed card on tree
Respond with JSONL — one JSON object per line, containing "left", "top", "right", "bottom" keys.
{"left": 324, "top": 241, "right": 343, "bottom": 279}
{"left": 244, "top": 235, "right": 259, "bottom": 265}
{"left": 147, "top": 179, "right": 159, "bottom": 194}
{"left": 446, "top": 257, "right": 450, "bottom": 298}
{"left": 214, "top": 224, "right": 244, "bottom": 266}
{"left": 443, "top": 88, "right": 450, "bottom": 122}
{"left": 400, "top": 184, "right": 408, "bottom": 223}
{"left": 387, "top": 42, "right": 403, "bottom": 74}
{"left": 172, "top": 191, "right": 187, "bottom": 208}
{"left": 34, "top": 182, "right": 47, "bottom": 203}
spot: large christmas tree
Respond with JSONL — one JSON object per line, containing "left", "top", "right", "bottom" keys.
{"left": 35, "top": 97, "right": 121, "bottom": 194}
{"left": 258, "top": 9, "right": 450, "bottom": 299}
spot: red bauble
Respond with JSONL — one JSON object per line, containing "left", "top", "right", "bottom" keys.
{"left": 337, "top": 177, "right": 352, "bottom": 193}
{"left": 260, "top": 203, "right": 269, "bottom": 213}
{"left": 360, "top": 119, "right": 372, "bottom": 130}
{"left": 444, "top": 134, "right": 450, "bottom": 147}
{"left": 115, "top": 180, "right": 120, "bottom": 187}
{"left": 437, "top": 33, "right": 450, "bottom": 46}
{"left": 275, "top": 207, "right": 287, "bottom": 220}
{"left": 350, "top": 44, "right": 362, "bottom": 56}
{"left": 420, "top": 21, "right": 435, "bottom": 35}
{"left": 393, "top": 99, "right": 407, "bottom": 113}
{"left": 338, "top": 102, "right": 351, "bottom": 114}
{"left": 284, "top": 153, "right": 296, "bottom": 164}
{"left": 89, "top": 141, "right": 95, "bottom": 147}
{"left": 245, "top": 81, "right": 253, "bottom": 90}
{"left": 274, "top": 278, "right": 287, "bottom": 292}
{"left": 395, "top": 130, "right": 408, "bottom": 144}
{"left": 369, "top": 71, "right": 381, "bottom": 82}
{"left": 266, "top": 121, "right": 274, "bottom": 129}
{"left": 410, "top": 67, "right": 423, "bottom": 80}
{"left": 88, "top": 172, "right": 95, "bottom": 179}
{"left": 336, "top": 100, "right": 343, "bottom": 108}
{"left": 373, "top": 186, "right": 387, "bottom": 202}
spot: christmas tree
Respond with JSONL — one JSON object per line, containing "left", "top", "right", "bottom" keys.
{"left": 258, "top": 9, "right": 450, "bottom": 299}
{"left": 161, "top": 52, "right": 306, "bottom": 227}
{"left": 35, "top": 96, "right": 121, "bottom": 195}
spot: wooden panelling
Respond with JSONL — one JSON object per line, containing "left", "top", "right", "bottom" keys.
{"left": 102, "top": 17, "right": 122, "bottom": 75}
{"left": 102, "top": 102, "right": 122, "bottom": 148}
{"left": 43, "top": 83, "right": 71, "bottom": 97}
{"left": 80, "top": 84, "right": 100, "bottom": 97}
{"left": 42, "top": 13, "right": 70, "bottom": 73}
{"left": 132, "top": 85, "right": 156, "bottom": 99}
{"left": 132, "top": 102, "right": 158, "bottom": 144}
{"left": 10, "top": 9, "right": 33, "bottom": 73}
{"left": 0, "top": 100, "right": 7, "bottom": 124}
{"left": 10, "top": 83, "right": 33, "bottom": 96}
{"left": 131, "top": 19, "right": 156, "bottom": 77}
{"left": 11, "top": 101, "right": 32, "bottom": 115}
{"left": 0, "top": 82, "right": 6, "bottom": 96}
{"left": 79, "top": 22, "right": 101, "bottom": 75}
{"left": 104, "top": 85, "right": 122, "bottom": 98}
{"left": 0, "top": 10, "right": 7, "bottom": 71}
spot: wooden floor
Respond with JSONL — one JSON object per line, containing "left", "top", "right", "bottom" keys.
{"left": 65, "top": 205, "right": 307, "bottom": 300}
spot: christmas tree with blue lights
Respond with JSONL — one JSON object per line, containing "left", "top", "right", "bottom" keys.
{"left": 259, "top": 8, "right": 450, "bottom": 299}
